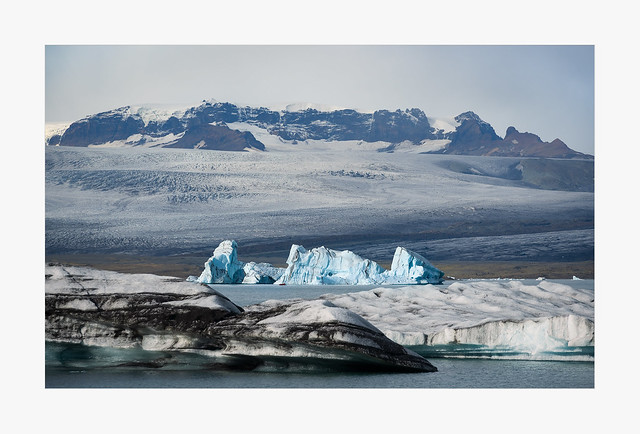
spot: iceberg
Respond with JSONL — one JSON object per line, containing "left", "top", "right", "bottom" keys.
{"left": 242, "top": 262, "right": 285, "bottom": 284}
{"left": 188, "top": 240, "right": 284, "bottom": 284}
{"left": 45, "top": 264, "right": 437, "bottom": 372}
{"left": 384, "top": 246, "right": 444, "bottom": 284}
{"left": 275, "top": 244, "right": 387, "bottom": 285}
{"left": 46, "top": 263, "right": 594, "bottom": 362}
{"left": 189, "top": 240, "right": 245, "bottom": 284}
{"left": 189, "top": 240, "right": 444, "bottom": 285}
{"left": 275, "top": 244, "right": 444, "bottom": 285}
{"left": 322, "top": 279, "right": 594, "bottom": 360}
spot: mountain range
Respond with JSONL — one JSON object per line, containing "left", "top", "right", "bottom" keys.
{"left": 46, "top": 100, "right": 592, "bottom": 159}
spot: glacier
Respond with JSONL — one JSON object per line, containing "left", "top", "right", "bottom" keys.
{"left": 189, "top": 240, "right": 444, "bottom": 286}
{"left": 45, "top": 145, "right": 594, "bottom": 268}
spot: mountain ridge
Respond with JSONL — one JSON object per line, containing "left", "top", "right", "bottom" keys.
{"left": 46, "top": 100, "right": 592, "bottom": 159}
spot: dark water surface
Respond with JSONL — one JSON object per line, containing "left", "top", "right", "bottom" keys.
{"left": 45, "top": 355, "right": 594, "bottom": 388}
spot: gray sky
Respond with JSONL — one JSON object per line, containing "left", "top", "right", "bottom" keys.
{"left": 46, "top": 45, "right": 594, "bottom": 155}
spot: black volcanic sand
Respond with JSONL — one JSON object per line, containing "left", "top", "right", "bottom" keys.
{"left": 45, "top": 253, "right": 594, "bottom": 280}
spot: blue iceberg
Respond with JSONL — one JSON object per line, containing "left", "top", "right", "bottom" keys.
{"left": 275, "top": 244, "right": 444, "bottom": 285}
{"left": 188, "top": 240, "right": 284, "bottom": 284}
{"left": 383, "top": 247, "right": 445, "bottom": 285}
{"left": 275, "top": 244, "right": 386, "bottom": 285}
{"left": 189, "top": 240, "right": 444, "bottom": 285}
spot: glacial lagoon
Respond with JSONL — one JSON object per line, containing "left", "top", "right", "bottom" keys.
{"left": 46, "top": 279, "right": 594, "bottom": 388}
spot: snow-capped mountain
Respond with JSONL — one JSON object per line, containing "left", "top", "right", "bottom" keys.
{"left": 46, "top": 100, "right": 592, "bottom": 158}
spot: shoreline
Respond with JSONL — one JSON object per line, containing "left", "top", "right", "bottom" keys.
{"left": 45, "top": 253, "right": 594, "bottom": 280}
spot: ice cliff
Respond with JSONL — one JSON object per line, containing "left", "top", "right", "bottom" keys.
{"left": 189, "top": 240, "right": 444, "bottom": 285}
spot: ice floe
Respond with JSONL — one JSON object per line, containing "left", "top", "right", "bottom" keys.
{"left": 45, "top": 264, "right": 437, "bottom": 372}
{"left": 321, "top": 279, "right": 594, "bottom": 360}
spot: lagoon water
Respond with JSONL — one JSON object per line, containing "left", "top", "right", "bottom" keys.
{"left": 45, "top": 280, "right": 594, "bottom": 388}
{"left": 45, "top": 355, "right": 594, "bottom": 388}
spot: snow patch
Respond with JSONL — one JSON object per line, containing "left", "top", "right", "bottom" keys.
{"left": 417, "top": 139, "right": 450, "bottom": 153}
{"left": 87, "top": 132, "right": 184, "bottom": 148}
{"left": 127, "top": 103, "right": 198, "bottom": 126}
{"left": 45, "top": 122, "right": 72, "bottom": 141}
{"left": 427, "top": 116, "right": 460, "bottom": 134}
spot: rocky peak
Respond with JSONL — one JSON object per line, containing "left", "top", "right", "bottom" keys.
{"left": 499, "top": 126, "right": 590, "bottom": 158}
{"left": 47, "top": 100, "right": 591, "bottom": 158}
{"left": 442, "top": 111, "right": 502, "bottom": 155}
{"left": 505, "top": 126, "right": 518, "bottom": 136}
{"left": 455, "top": 111, "right": 487, "bottom": 125}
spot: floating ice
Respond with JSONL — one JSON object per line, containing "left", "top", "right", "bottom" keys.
{"left": 275, "top": 244, "right": 444, "bottom": 285}
{"left": 188, "top": 240, "right": 284, "bottom": 284}
{"left": 383, "top": 246, "right": 444, "bottom": 284}
{"left": 190, "top": 241, "right": 443, "bottom": 285}
{"left": 275, "top": 244, "right": 387, "bottom": 285}
{"left": 45, "top": 264, "right": 437, "bottom": 372}
{"left": 322, "top": 279, "right": 594, "bottom": 360}
{"left": 242, "top": 262, "right": 285, "bottom": 284}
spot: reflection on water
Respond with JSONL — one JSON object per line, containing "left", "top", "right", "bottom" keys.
{"left": 45, "top": 342, "right": 594, "bottom": 389}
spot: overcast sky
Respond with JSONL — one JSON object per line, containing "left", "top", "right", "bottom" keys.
{"left": 45, "top": 45, "right": 594, "bottom": 155}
